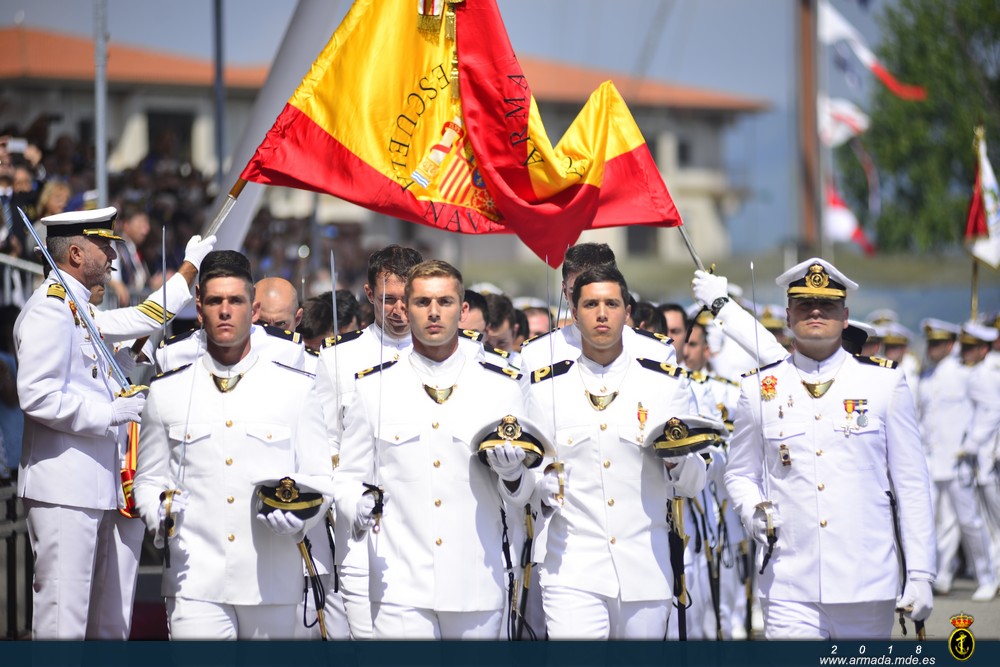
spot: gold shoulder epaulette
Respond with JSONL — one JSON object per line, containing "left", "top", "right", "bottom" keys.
{"left": 636, "top": 358, "right": 686, "bottom": 378}
{"left": 355, "top": 359, "right": 398, "bottom": 380}
{"left": 521, "top": 327, "right": 559, "bottom": 348}
{"left": 152, "top": 363, "right": 192, "bottom": 382}
{"left": 741, "top": 359, "right": 783, "bottom": 378}
{"left": 709, "top": 374, "right": 740, "bottom": 387}
{"left": 530, "top": 359, "right": 573, "bottom": 384}
{"left": 459, "top": 329, "right": 484, "bottom": 343}
{"left": 135, "top": 299, "right": 174, "bottom": 325}
{"left": 854, "top": 354, "right": 898, "bottom": 369}
{"left": 262, "top": 324, "right": 302, "bottom": 344}
{"left": 159, "top": 327, "right": 197, "bottom": 348}
{"left": 323, "top": 329, "right": 365, "bottom": 348}
{"left": 46, "top": 283, "right": 66, "bottom": 301}
{"left": 632, "top": 327, "right": 673, "bottom": 346}
{"left": 479, "top": 361, "right": 522, "bottom": 381}
{"left": 490, "top": 347, "right": 510, "bottom": 359}
{"left": 305, "top": 347, "right": 320, "bottom": 357}
{"left": 272, "top": 361, "right": 316, "bottom": 379}
{"left": 688, "top": 370, "right": 709, "bottom": 383}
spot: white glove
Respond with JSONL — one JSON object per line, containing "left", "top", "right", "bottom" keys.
{"left": 750, "top": 504, "right": 782, "bottom": 548}
{"left": 110, "top": 394, "right": 145, "bottom": 426}
{"left": 154, "top": 491, "right": 187, "bottom": 549}
{"left": 183, "top": 234, "right": 217, "bottom": 270}
{"left": 113, "top": 346, "right": 137, "bottom": 379}
{"left": 257, "top": 509, "right": 306, "bottom": 540}
{"left": 354, "top": 490, "right": 388, "bottom": 537}
{"left": 538, "top": 463, "right": 568, "bottom": 508}
{"left": 897, "top": 577, "right": 933, "bottom": 622}
{"left": 692, "top": 270, "right": 728, "bottom": 308}
{"left": 665, "top": 452, "right": 707, "bottom": 495}
{"left": 486, "top": 443, "right": 526, "bottom": 482}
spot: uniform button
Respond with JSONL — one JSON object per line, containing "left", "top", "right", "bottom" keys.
{"left": 816, "top": 450, "right": 823, "bottom": 456}
{"left": 607, "top": 499, "right": 615, "bottom": 507}
{"left": 227, "top": 496, "right": 234, "bottom": 504}
{"left": 818, "top": 483, "right": 825, "bottom": 491}
{"left": 609, "top": 537, "right": 617, "bottom": 545}
{"left": 226, "top": 420, "right": 233, "bottom": 427}
{"left": 567, "top": 438, "right": 573, "bottom": 444}
{"left": 186, "top": 433, "right": 191, "bottom": 441}
{"left": 228, "top": 533, "right": 235, "bottom": 542}
{"left": 394, "top": 435, "right": 400, "bottom": 441}
{"left": 820, "top": 520, "right": 828, "bottom": 527}
{"left": 603, "top": 460, "right": 611, "bottom": 469}
{"left": 434, "top": 499, "right": 442, "bottom": 507}
{"left": 435, "top": 538, "right": 442, "bottom": 546}
{"left": 266, "top": 433, "right": 272, "bottom": 440}
{"left": 433, "top": 460, "right": 441, "bottom": 468}
{"left": 815, "top": 414, "right": 822, "bottom": 421}
{"left": 225, "top": 457, "right": 233, "bottom": 466}
{"left": 432, "top": 422, "right": 439, "bottom": 429}
{"left": 600, "top": 424, "right": 607, "bottom": 431}
{"left": 393, "top": 353, "right": 400, "bottom": 361}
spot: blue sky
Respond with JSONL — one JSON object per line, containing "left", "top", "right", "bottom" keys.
{"left": 3, "top": 0, "right": 888, "bottom": 254}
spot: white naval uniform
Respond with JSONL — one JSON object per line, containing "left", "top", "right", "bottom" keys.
{"left": 333, "top": 349, "right": 531, "bottom": 639}
{"left": 312, "top": 323, "right": 411, "bottom": 639}
{"left": 95, "top": 271, "right": 194, "bottom": 340}
{"left": 133, "top": 350, "right": 332, "bottom": 640}
{"left": 917, "top": 354, "right": 996, "bottom": 590}
{"left": 965, "top": 351, "right": 1000, "bottom": 582}
{"left": 525, "top": 352, "right": 703, "bottom": 639}
{"left": 14, "top": 273, "right": 190, "bottom": 639}
{"left": 709, "top": 300, "right": 789, "bottom": 382}
{"left": 153, "top": 323, "right": 306, "bottom": 373}
{"left": 725, "top": 348, "right": 935, "bottom": 639}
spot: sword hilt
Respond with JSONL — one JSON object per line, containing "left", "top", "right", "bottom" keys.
{"left": 363, "top": 483, "right": 384, "bottom": 533}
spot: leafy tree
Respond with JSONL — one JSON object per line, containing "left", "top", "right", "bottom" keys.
{"left": 837, "top": 0, "right": 1000, "bottom": 252}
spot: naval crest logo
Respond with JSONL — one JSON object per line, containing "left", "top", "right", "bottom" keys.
{"left": 948, "top": 612, "right": 975, "bottom": 661}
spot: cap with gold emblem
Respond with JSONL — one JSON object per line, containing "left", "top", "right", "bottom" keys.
{"left": 473, "top": 415, "right": 552, "bottom": 469}
{"left": 880, "top": 321, "right": 914, "bottom": 347}
{"left": 254, "top": 474, "right": 333, "bottom": 520}
{"left": 756, "top": 304, "right": 786, "bottom": 332}
{"left": 775, "top": 257, "right": 858, "bottom": 300}
{"left": 921, "top": 318, "right": 960, "bottom": 342}
{"left": 41, "top": 206, "right": 122, "bottom": 241}
{"left": 646, "top": 414, "right": 727, "bottom": 458}
{"left": 960, "top": 321, "right": 999, "bottom": 345}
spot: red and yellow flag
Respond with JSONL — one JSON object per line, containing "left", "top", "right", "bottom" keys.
{"left": 242, "top": 0, "right": 681, "bottom": 266}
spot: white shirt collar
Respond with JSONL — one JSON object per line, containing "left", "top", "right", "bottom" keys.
{"left": 792, "top": 346, "right": 847, "bottom": 381}
{"left": 202, "top": 347, "right": 259, "bottom": 376}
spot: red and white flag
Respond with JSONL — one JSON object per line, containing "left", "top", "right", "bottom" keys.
{"left": 818, "top": 0, "right": 926, "bottom": 101}
{"left": 825, "top": 181, "right": 875, "bottom": 255}
{"left": 966, "top": 130, "right": 1000, "bottom": 268}
{"left": 818, "top": 94, "right": 869, "bottom": 147}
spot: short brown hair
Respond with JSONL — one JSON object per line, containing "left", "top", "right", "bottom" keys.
{"left": 405, "top": 260, "right": 464, "bottom": 303}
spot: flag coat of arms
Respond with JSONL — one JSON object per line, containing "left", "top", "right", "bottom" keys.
{"left": 242, "top": 0, "right": 681, "bottom": 266}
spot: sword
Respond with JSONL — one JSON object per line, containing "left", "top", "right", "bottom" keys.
{"left": 297, "top": 537, "right": 329, "bottom": 640}
{"left": 668, "top": 496, "right": 690, "bottom": 641}
{"left": 368, "top": 275, "right": 388, "bottom": 532}
{"left": 514, "top": 504, "right": 535, "bottom": 640}
{"left": 749, "top": 261, "right": 778, "bottom": 572}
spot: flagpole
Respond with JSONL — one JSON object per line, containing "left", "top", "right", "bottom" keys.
{"left": 677, "top": 226, "right": 706, "bottom": 272}
{"left": 971, "top": 259, "right": 979, "bottom": 321}
{"left": 204, "top": 178, "right": 247, "bottom": 238}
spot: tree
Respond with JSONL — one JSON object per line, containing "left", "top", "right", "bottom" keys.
{"left": 837, "top": 0, "right": 1000, "bottom": 252}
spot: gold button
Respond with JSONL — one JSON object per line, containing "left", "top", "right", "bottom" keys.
{"left": 820, "top": 520, "right": 828, "bottom": 527}
{"left": 607, "top": 499, "right": 615, "bottom": 507}
{"left": 226, "top": 420, "right": 233, "bottom": 427}
{"left": 228, "top": 534, "right": 235, "bottom": 542}
{"left": 266, "top": 433, "right": 272, "bottom": 440}
{"left": 434, "top": 499, "right": 442, "bottom": 507}
{"left": 600, "top": 424, "right": 607, "bottom": 431}
{"left": 225, "top": 457, "right": 233, "bottom": 466}
{"left": 186, "top": 433, "right": 191, "bottom": 440}
{"left": 433, "top": 460, "right": 441, "bottom": 468}
{"left": 567, "top": 438, "right": 573, "bottom": 444}
{"left": 435, "top": 538, "right": 442, "bottom": 546}
{"left": 815, "top": 414, "right": 822, "bottom": 421}
{"left": 432, "top": 422, "right": 439, "bottom": 429}
{"left": 610, "top": 537, "right": 617, "bottom": 545}
{"left": 603, "top": 460, "right": 611, "bottom": 469}
{"left": 816, "top": 450, "right": 823, "bottom": 456}
{"left": 393, "top": 353, "right": 400, "bottom": 361}
{"left": 394, "top": 435, "right": 400, "bottom": 441}
{"left": 818, "top": 483, "right": 825, "bottom": 491}
{"left": 227, "top": 496, "right": 234, "bottom": 503}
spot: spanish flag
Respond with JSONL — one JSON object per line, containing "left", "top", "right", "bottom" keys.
{"left": 242, "top": 0, "right": 681, "bottom": 266}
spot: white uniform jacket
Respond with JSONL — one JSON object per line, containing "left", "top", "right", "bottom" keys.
{"left": 96, "top": 272, "right": 194, "bottom": 342}
{"left": 965, "top": 351, "right": 1000, "bottom": 485}
{"left": 525, "top": 353, "right": 702, "bottom": 601}
{"left": 154, "top": 323, "right": 305, "bottom": 372}
{"left": 133, "top": 351, "right": 331, "bottom": 605}
{"left": 333, "top": 351, "right": 530, "bottom": 612}
{"left": 16, "top": 275, "right": 122, "bottom": 509}
{"left": 710, "top": 300, "right": 788, "bottom": 381}
{"left": 916, "top": 355, "right": 973, "bottom": 482}
{"left": 725, "top": 348, "right": 935, "bottom": 603}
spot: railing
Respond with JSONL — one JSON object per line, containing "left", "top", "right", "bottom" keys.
{"left": 0, "top": 480, "right": 31, "bottom": 639}
{"left": 0, "top": 254, "right": 42, "bottom": 308}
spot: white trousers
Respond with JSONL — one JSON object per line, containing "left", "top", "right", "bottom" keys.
{"left": 543, "top": 586, "right": 669, "bottom": 640}
{"left": 979, "top": 479, "right": 1000, "bottom": 576}
{"left": 934, "top": 478, "right": 997, "bottom": 585}
{"left": 24, "top": 500, "right": 143, "bottom": 639}
{"left": 339, "top": 562, "right": 374, "bottom": 639}
{"left": 372, "top": 603, "right": 503, "bottom": 639}
{"left": 762, "top": 598, "right": 896, "bottom": 640}
{"left": 294, "top": 573, "right": 351, "bottom": 640}
{"left": 166, "top": 597, "right": 297, "bottom": 640}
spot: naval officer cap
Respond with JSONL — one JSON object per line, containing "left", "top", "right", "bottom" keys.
{"left": 474, "top": 414, "right": 553, "bottom": 470}
{"left": 960, "top": 320, "right": 999, "bottom": 345}
{"left": 865, "top": 308, "right": 899, "bottom": 326}
{"left": 41, "top": 206, "right": 122, "bottom": 241}
{"left": 646, "top": 414, "right": 727, "bottom": 458}
{"left": 255, "top": 474, "right": 333, "bottom": 521}
{"left": 776, "top": 257, "right": 858, "bottom": 300}
{"left": 842, "top": 319, "right": 877, "bottom": 354}
{"left": 881, "top": 321, "right": 914, "bottom": 347}
{"left": 921, "top": 318, "right": 960, "bottom": 342}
